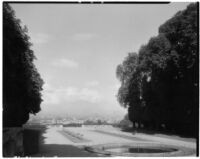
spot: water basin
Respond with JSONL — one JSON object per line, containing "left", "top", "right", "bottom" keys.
{"left": 85, "top": 143, "right": 195, "bottom": 157}
{"left": 106, "top": 147, "right": 178, "bottom": 153}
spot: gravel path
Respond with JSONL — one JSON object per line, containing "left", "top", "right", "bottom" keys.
{"left": 32, "top": 125, "right": 196, "bottom": 157}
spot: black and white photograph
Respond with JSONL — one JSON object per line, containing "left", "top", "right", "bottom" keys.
{"left": 3, "top": 1, "right": 199, "bottom": 157}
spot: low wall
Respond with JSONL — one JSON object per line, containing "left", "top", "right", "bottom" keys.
{"left": 3, "top": 127, "right": 24, "bottom": 157}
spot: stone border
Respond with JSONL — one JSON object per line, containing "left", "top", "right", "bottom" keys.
{"left": 58, "top": 130, "right": 90, "bottom": 143}
{"left": 84, "top": 143, "right": 196, "bottom": 157}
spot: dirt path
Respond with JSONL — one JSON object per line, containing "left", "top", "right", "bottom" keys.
{"left": 29, "top": 126, "right": 98, "bottom": 157}
{"left": 27, "top": 125, "right": 197, "bottom": 157}
{"left": 95, "top": 127, "right": 196, "bottom": 149}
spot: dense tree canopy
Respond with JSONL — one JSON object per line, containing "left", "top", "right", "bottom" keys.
{"left": 116, "top": 3, "right": 198, "bottom": 137}
{"left": 116, "top": 53, "right": 139, "bottom": 108}
{"left": 3, "top": 3, "right": 44, "bottom": 127}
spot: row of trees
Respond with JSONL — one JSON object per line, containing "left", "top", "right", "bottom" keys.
{"left": 116, "top": 3, "right": 198, "bottom": 137}
{"left": 3, "top": 3, "right": 44, "bottom": 127}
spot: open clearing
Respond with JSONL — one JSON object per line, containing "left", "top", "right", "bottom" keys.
{"left": 30, "top": 125, "right": 196, "bottom": 157}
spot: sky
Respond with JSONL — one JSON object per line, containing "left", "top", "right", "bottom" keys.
{"left": 11, "top": 2, "right": 190, "bottom": 120}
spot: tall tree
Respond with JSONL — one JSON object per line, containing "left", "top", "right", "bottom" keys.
{"left": 116, "top": 52, "right": 139, "bottom": 107}
{"left": 116, "top": 53, "right": 142, "bottom": 127}
{"left": 116, "top": 3, "right": 198, "bottom": 136}
{"left": 158, "top": 2, "right": 198, "bottom": 135}
{"left": 138, "top": 35, "right": 172, "bottom": 129}
{"left": 3, "top": 3, "right": 44, "bottom": 127}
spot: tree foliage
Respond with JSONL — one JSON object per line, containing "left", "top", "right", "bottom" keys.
{"left": 116, "top": 3, "right": 198, "bottom": 137}
{"left": 3, "top": 3, "right": 44, "bottom": 127}
{"left": 116, "top": 53, "right": 139, "bottom": 107}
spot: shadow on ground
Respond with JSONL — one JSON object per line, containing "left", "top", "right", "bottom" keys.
{"left": 121, "top": 127, "right": 197, "bottom": 141}
{"left": 30, "top": 144, "right": 98, "bottom": 157}
{"left": 23, "top": 125, "right": 98, "bottom": 157}
{"left": 23, "top": 125, "right": 47, "bottom": 156}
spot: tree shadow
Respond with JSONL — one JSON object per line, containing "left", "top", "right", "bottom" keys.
{"left": 30, "top": 144, "right": 98, "bottom": 157}
{"left": 121, "top": 127, "right": 197, "bottom": 141}
{"left": 23, "top": 125, "right": 98, "bottom": 157}
{"left": 23, "top": 125, "right": 47, "bottom": 156}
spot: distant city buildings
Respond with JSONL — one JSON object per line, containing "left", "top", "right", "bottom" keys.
{"left": 26, "top": 115, "right": 122, "bottom": 127}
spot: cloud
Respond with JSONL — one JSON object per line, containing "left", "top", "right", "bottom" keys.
{"left": 85, "top": 81, "right": 99, "bottom": 87}
{"left": 40, "top": 83, "right": 126, "bottom": 119}
{"left": 42, "top": 83, "right": 60, "bottom": 105}
{"left": 30, "top": 33, "right": 52, "bottom": 44}
{"left": 72, "top": 33, "right": 97, "bottom": 41}
{"left": 79, "top": 88, "right": 101, "bottom": 103}
{"left": 42, "top": 83, "right": 102, "bottom": 105}
{"left": 52, "top": 58, "right": 79, "bottom": 68}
